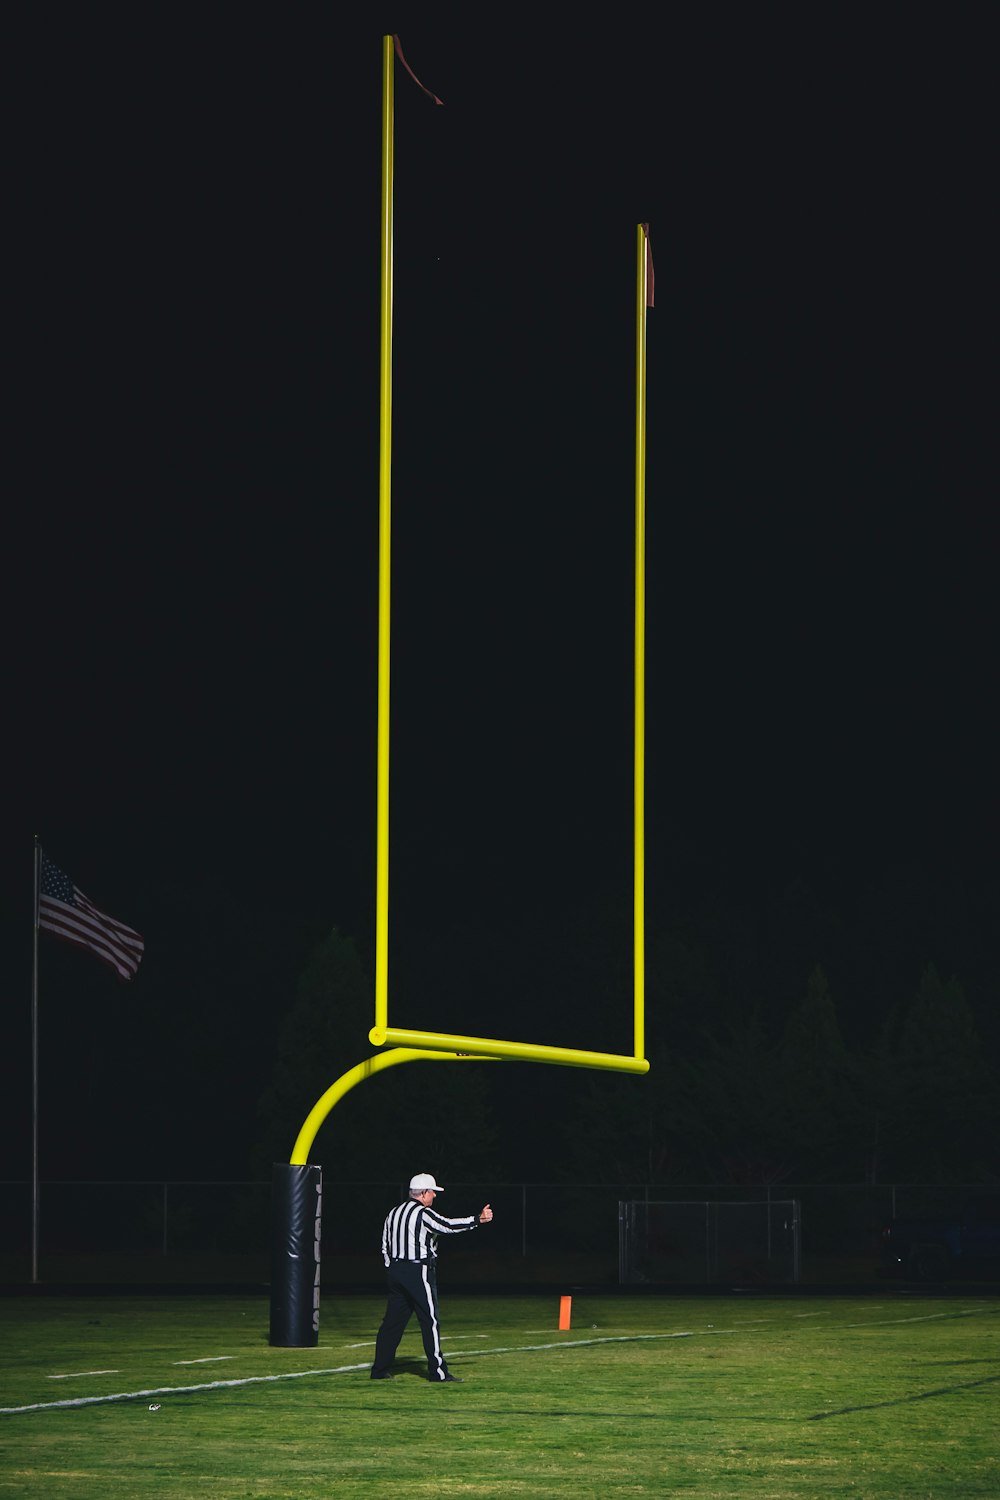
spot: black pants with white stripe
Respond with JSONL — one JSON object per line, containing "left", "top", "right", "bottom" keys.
{"left": 371, "top": 1259, "right": 451, "bottom": 1380}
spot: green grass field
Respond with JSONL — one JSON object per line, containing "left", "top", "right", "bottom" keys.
{"left": 1, "top": 1291, "right": 997, "bottom": 1497}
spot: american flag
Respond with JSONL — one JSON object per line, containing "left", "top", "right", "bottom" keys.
{"left": 37, "top": 853, "right": 145, "bottom": 981}
{"left": 392, "top": 35, "right": 444, "bottom": 106}
{"left": 642, "top": 223, "right": 654, "bottom": 309}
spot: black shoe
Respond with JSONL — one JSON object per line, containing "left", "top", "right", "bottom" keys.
{"left": 435, "top": 1373, "right": 463, "bottom": 1383}
{"left": 370, "top": 1372, "right": 393, "bottom": 1380}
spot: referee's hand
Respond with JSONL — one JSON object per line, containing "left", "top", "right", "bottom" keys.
{"left": 479, "top": 1204, "right": 493, "bottom": 1223}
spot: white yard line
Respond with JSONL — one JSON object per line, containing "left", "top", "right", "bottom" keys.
{"left": 842, "top": 1308, "right": 993, "bottom": 1329}
{"left": 47, "top": 1370, "right": 120, "bottom": 1380}
{"left": 13, "top": 1306, "right": 994, "bottom": 1418}
{"left": 419, "top": 1338, "right": 488, "bottom": 1350}
{"left": 349, "top": 1333, "right": 486, "bottom": 1348}
{"left": 3, "top": 1332, "right": 696, "bottom": 1415}
{"left": 5, "top": 1363, "right": 371, "bottom": 1413}
{"left": 173, "top": 1356, "right": 235, "bottom": 1365}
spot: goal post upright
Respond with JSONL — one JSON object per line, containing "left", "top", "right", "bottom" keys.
{"left": 374, "top": 32, "right": 394, "bottom": 1041}
{"left": 634, "top": 222, "right": 651, "bottom": 1063}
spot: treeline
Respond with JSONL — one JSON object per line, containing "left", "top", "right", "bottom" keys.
{"left": 548, "top": 962, "right": 996, "bottom": 1186}
{"left": 255, "top": 929, "right": 998, "bottom": 1190}
{"left": 13, "top": 861, "right": 998, "bottom": 1188}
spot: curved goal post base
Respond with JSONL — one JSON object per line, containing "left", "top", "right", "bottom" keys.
{"left": 289, "top": 1046, "right": 489, "bottom": 1166}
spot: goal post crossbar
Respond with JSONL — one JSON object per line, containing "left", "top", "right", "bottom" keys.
{"left": 370, "top": 1025, "right": 650, "bottom": 1075}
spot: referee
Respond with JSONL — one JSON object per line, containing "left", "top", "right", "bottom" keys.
{"left": 370, "top": 1173, "right": 493, "bottom": 1383}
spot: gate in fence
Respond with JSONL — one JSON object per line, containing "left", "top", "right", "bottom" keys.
{"left": 619, "top": 1199, "right": 801, "bottom": 1284}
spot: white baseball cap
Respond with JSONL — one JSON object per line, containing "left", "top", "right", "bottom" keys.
{"left": 409, "top": 1173, "right": 444, "bottom": 1193}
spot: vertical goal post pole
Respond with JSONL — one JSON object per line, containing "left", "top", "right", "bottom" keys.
{"left": 634, "top": 222, "right": 650, "bottom": 1062}
{"left": 374, "top": 33, "right": 394, "bottom": 1040}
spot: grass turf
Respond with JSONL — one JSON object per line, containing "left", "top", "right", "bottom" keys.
{"left": 1, "top": 1291, "right": 998, "bottom": 1497}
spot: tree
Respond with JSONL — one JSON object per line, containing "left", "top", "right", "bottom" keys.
{"left": 879, "top": 964, "right": 997, "bottom": 1180}
{"left": 778, "top": 965, "right": 865, "bottom": 1180}
{"left": 553, "top": 1045, "right": 712, "bottom": 1185}
{"left": 698, "top": 1014, "right": 791, "bottom": 1182}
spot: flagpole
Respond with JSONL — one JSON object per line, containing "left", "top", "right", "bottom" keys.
{"left": 31, "top": 838, "right": 41, "bottom": 1283}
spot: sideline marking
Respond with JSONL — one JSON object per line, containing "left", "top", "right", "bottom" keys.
{"left": 842, "top": 1308, "right": 999, "bottom": 1329}
{"left": 5, "top": 1362, "right": 372, "bottom": 1414}
{"left": 415, "top": 1334, "right": 486, "bottom": 1342}
{"left": 48, "top": 1371, "right": 120, "bottom": 1380}
{"left": 1, "top": 1333, "right": 695, "bottom": 1415}
{"left": 349, "top": 1333, "right": 486, "bottom": 1349}
{"left": 11, "top": 1309, "right": 995, "bottom": 1417}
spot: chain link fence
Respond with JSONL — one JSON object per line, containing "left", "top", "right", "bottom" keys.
{"left": 619, "top": 1199, "right": 801, "bottom": 1284}
{"left": 0, "top": 1179, "right": 990, "bottom": 1285}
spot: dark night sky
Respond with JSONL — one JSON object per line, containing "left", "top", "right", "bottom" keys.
{"left": 6, "top": 10, "right": 996, "bottom": 1180}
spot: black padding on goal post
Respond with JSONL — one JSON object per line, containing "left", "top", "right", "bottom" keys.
{"left": 269, "top": 1162, "right": 322, "bottom": 1347}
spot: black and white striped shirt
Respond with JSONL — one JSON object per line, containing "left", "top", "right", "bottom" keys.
{"left": 381, "top": 1199, "right": 478, "bottom": 1265}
